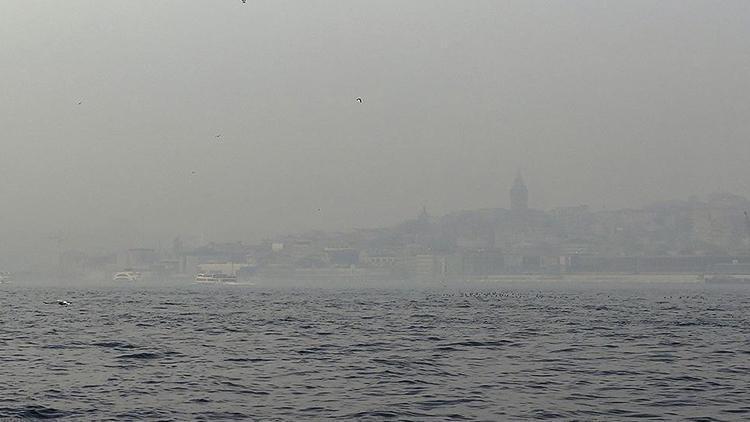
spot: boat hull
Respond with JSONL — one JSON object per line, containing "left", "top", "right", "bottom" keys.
{"left": 113, "top": 271, "right": 141, "bottom": 282}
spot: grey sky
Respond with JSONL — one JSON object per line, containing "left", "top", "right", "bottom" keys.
{"left": 1, "top": 1, "right": 750, "bottom": 262}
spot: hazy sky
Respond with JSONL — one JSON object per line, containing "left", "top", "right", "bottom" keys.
{"left": 2, "top": 1, "right": 750, "bottom": 259}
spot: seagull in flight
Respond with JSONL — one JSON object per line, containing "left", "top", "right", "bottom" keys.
{"left": 356, "top": 97, "right": 363, "bottom": 103}
{"left": 76, "top": 101, "right": 82, "bottom": 105}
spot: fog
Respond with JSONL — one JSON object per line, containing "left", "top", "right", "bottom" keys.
{"left": 2, "top": 1, "right": 750, "bottom": 269}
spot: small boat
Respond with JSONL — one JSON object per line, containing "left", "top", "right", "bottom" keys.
{"left": 113, "top": 270, "right": 141, "bottom": 282}
{"left": 703, "top": 263, "right": 750, "bottom": 284}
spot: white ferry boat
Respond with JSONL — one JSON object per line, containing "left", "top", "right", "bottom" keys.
{"left": 194, "top": 272, "right": 238, "bottom": 284}
{"left": 113, "top": 270, "right": 141, "bottom": 282}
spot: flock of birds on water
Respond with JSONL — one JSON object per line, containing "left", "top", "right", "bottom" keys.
{"left": 47, "top": 291, "right": 717, "bottom": 308}
{"left": 454, "top": 291, "right": 710, "bottom": 300}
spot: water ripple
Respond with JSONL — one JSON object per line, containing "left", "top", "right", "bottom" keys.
{"left": 1, "top": 282, "right": 749, "bottom": 420}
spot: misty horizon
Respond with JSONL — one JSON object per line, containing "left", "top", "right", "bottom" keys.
{"left": 2, "top": 1, "right": 750, "bottom": 267}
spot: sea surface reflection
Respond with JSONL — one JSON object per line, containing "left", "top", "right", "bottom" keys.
{"left": 1, "top": 281, "right": 749, "bottom": 420}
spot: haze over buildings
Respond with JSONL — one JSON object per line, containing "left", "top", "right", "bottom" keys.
{"left": 1, "top": 1, "right": 750, "bottom": 270}
{"left": 52, "top": 175, "right": 750, "bottom": 283}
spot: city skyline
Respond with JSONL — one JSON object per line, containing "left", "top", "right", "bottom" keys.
{"left": 14, "top": 173, "right": 750, "bottom": 277}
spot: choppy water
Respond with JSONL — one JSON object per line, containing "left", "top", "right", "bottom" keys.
{"left": 1, "top": 281, "right": 749, "bottom": 420}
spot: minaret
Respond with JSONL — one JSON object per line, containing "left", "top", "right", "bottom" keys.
{"left": 510, "top": 172, "right": 528, "bottom": 212}
{"left": 419, "top": 204, "right": 429, "bottom": 221}
{"left": 417, "top": 204, "right": 430, "bottom": 228}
